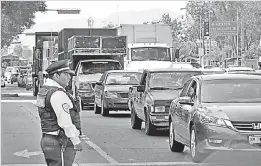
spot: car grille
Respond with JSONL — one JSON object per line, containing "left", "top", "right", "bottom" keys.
{"left": 117, "top": 93, "right": 129, "bottom": 98}
{"left": 154, "top": 100, "right": 172, "bottom": 113}
{"left": 231, "top": 121, "right": 261, "bottom": 131}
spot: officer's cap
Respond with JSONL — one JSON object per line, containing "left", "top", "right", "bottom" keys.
{"left": 45, "top": 60, "right": 75, "bottom": 76}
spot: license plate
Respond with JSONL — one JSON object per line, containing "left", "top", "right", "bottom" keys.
{"left": 249, "top": 135, "right": 261, "bottom": 144}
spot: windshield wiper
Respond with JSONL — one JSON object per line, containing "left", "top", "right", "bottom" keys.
{"left": 106, "top": 83, "right": 121, "bottom": 85}
{"left": 172, "top": 87, "right": 183, "bottom": 90}
{"left": 150, "top": 87, "right": 172, "bottom": 90}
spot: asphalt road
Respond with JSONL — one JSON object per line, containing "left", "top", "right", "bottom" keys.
{"left": 1, "top": 83, "right": 261, "bottom": 166}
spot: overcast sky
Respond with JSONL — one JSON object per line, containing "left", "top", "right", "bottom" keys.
{"left": 34, "top": 1, "right": 187, "bottom": 23}
{"left": 19, "top": 1, "right": 187, "bottom": 48}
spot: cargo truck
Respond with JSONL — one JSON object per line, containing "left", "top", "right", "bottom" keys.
{"left": 58, "top": 29, "right": 127, "bottom": 110}
{"left": 116, "top": 24, "right": 177, "bottom": 70}
{"left": 32, "top": 32, "right": 58, "bottom": 96}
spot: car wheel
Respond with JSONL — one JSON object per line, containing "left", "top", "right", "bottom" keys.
{"left": 145, "top": 111, "right": 156, "bottom": 135}
{"left": 101, "top": 99, "right": 109, "bottom": 116}
{"left": 130, "top": 103, "right": 142, "bottom": 129}
{"left": 94, "top": 102, "right": 101, "bottom": 114}
{"left": 190, "top": 125, "right": 208, "bottom": 163}
{"left": 169, "top": 119, "right": 185, "bottom": 152}
{"left": 11, "top": 80, "right": 13, "bottom": 84}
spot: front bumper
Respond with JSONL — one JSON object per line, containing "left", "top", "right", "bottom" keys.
{"left": 103, "top": 97, "right": 129, "bottom": 110}
{"left": 196, "top": 123, "right": 261, "bottom": 153}
{"left": 78, "top": 91, "right": 95, "bottom": 109}
{"left": 150, "top": 113, "right": 169, "bottom": 127}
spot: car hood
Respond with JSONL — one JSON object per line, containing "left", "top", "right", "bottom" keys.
{"left": 149, "top": 90, "right": 180, "bottom": 101}
{"left": 78, "top": 73, "right": 103, "bottom": 82}
{"left": 200, "top": 103, "right": 261, "bottom": 122}
{"left": 105, "top": 85, "right": 135, "bottom": 92}
{"left": 125, "top": 61, "right": 173, "bottom": 70}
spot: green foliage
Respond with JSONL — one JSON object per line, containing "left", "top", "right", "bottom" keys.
{"left": 1, "top": 1, "right": 46, "bottom": 48}
{"left": 13, "top": 44, "right": 23, "bottom": 57}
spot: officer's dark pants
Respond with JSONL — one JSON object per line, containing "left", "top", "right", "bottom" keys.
{"left": 41, "top": 134, "right": 76, "bottom": 166}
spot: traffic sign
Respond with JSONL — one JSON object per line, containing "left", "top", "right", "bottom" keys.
{"left": 210, "top": 21, "right": 237, "bottom": 36}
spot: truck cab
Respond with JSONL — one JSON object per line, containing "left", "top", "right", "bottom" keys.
{"left": 124, "top": 43, "right": 173, "bottom": 70}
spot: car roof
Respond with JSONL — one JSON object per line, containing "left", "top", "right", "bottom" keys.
{"left": 196, "top": 74, "right": 261, "bottom": 81}
{"left": 106, "top": 70, "right": 143, "bottom": 73}
{"left": 143, "top": 68, "right": 201, "bottom": 73}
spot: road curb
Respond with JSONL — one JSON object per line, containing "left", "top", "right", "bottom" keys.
{"left": 1, "top": 93, "right": 19, "bottom": 97}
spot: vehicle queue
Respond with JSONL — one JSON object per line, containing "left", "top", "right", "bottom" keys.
{"left": 90, "top": 65, "right": 261, "bottom": 163}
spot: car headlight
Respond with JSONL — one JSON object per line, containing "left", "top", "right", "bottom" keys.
{"left": 154, "top": 106, "right": 165, "bottom": 113}
{"left": 79, "top": 82, "right": 92, "bottom": 90}
{"left": 199, "top": 113, "right": 226, "bottom": 127}
{"left": 104, "top": 91, "right": 118, "bottom": 98}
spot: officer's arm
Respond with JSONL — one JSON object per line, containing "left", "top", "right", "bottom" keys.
{"left": 50, "top": 91, "right": 81, "bottom": 146}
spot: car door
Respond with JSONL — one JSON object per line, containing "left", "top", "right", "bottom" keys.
{"left": 174, "top": 79, "right": 192, "bottom": 139}
{"left": 179, "top": 79, "right": 199, "bottom": 142}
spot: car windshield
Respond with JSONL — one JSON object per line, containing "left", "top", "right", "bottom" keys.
{"left": 80, "top": 61, "right": 121, "bottom": 74}
{"left": 131, "top": 47, "right": 171, "bottom": 61}
{"left": 149, "top": 72, "right": 201, "bottom": 90}
{"left": 201, "top": 79, "right": 261, "bottom": 103}
{"left": 105, "top": 72, "right": 142, "bottom": 85}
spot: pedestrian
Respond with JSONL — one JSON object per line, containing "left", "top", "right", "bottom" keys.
{"left": 36, "top": 60, "right": 83, "bottom": 166}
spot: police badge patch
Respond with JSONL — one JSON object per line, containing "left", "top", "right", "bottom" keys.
{"left": 62, "top": 103, "right": 71, "bottom": 114}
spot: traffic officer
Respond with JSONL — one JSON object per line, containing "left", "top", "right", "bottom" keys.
{"left": 36, "top": 60, "right": 82, "bottom": 166}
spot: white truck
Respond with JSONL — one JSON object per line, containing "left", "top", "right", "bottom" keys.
{"left": 116, "top": 24, "right": 176, "bottom": 70}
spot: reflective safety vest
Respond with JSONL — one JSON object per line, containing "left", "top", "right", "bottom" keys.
{"left": 36, "top": 85, "right": 81, "bottom": 133}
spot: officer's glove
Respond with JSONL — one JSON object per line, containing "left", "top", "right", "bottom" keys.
{"left": 74, "top": 142, "right": 83, "bottom": 151}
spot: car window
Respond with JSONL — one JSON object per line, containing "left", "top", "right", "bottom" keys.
{"left": 180, "top": 79, "right": 192, "bottom": 97}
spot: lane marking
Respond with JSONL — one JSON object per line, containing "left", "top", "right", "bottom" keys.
{"left": 2, "top": 162, "right": 256, "bottom": 166}
{"left": 1, "top": 100, "right": 36, "bottom": 103}
{"left": 81, "top": 133, "right": 118, "bottom": 164}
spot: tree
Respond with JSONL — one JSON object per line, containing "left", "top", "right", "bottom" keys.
{"left": 13, "top": 44, "right": 23, "bottom": 57}
{"left": 1, "top": 1, "right": 46, "bottom": 48}
{"left": 185, "top": 1, "right": 261, "bottom": 60}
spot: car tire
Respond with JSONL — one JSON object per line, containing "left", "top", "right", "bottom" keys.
{"left": 11, "top": 80, "right": 13, "bottom": 84}
{"left": 190, "top": 125, "right": 208, "bottom": 163}
{"left": 169, "top": 119, "right": 185, "bottom": 152}
{"left": 145, "top": 110, "right": 156, "bottom": 135}
{"left": 130, "top": 103, "right": 142, "bottom": 129}
{"left": 101, "top": 99, "right": 109, "bottom": 116}
{"left": 94, "top": 103, "right": 101, "bottom": 114}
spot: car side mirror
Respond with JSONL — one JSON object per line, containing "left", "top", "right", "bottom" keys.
{"left": 96, "top": 81, "right": 102, "bottom": 85}
{"left": 179, "top": 96, "right": 193, "bottom": 106}
{"left": 137, "top": 85, "right": 145, "bottom": 92}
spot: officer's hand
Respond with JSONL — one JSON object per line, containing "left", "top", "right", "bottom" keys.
{"left": 74, "top": 142, "right": 83, "bottom": 151}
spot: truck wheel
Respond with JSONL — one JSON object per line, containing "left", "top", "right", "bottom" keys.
{"left": 101, "top": 99, "right": 109, "bottom": 116}
{"left": 145, "top": 110, "right": 156, "bottom": 135}
{"left": 130, "top": 103, "right": 142, "bottom": 129}
{"left": 94, "top": 103, "right": 101, "bottom": 114}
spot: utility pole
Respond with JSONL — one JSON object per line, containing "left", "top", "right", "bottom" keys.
{"left": 209, "top": 1, "right": 211, "bottom": 55}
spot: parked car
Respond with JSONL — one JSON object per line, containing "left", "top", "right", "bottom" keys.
{"left": 201, "top": 67, "right": 225, "bottom": 75}
{"left": 227, "top": 70, "right": 261, "bottom": 76}
{"left": 168, "top": 74, "right": 261, "bottom": 163}
{"left": 94, "top": 70, "right": 142, "bottom": 116}
{"left": 25, "top": 70, "right": 33, "bottom": 90}
{"left": 129, "top": 68, "right": 203, "bottom": 135}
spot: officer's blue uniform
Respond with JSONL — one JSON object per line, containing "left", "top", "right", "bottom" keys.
{"left": 37, "top": 60, "right": 81, "bottom": 166}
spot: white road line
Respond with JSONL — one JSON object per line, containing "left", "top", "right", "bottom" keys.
{"left": 1, "top": 100, "right": 36, "bottom": 103}
{"left": 81, "top": 133, "right": 118, "bottom": 164}
{"left": 1, "top": 162, "right": 199, "bottom": 166}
